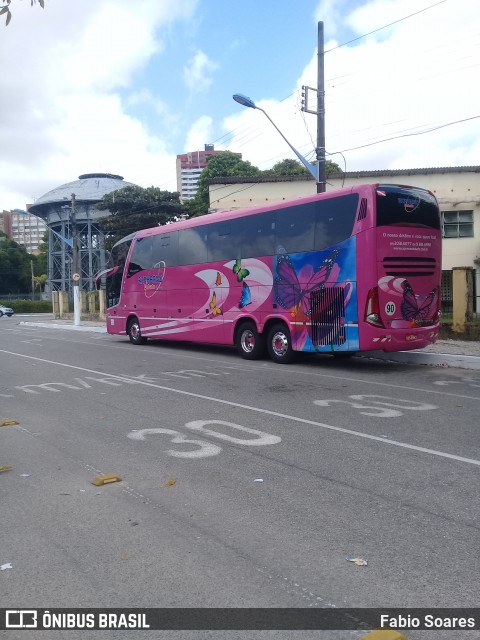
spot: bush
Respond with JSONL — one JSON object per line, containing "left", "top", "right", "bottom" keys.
{"left": 0, "top": 299, "right": 52, "bottom": 313}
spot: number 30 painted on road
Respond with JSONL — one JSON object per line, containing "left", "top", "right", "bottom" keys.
{"left": 127, "top": 420, "right": 281, "bottom": 459}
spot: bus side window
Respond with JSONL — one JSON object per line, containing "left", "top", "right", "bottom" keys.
{"left": 275, "top": 204, "right": 314, "bottom": 254}
{"left": 314, "top": 194, "right": 358, "bottom": 250}
{"left": 152, "top": 232, "right": 178, "bottom": 266}
{"left": 207, "top": 222, "right": 240, "bottom": 262}
{"left": 240, "top": 212, "right": 275, "bottom": 258}
{"left": 127, "top": 237, "right": 154, "bottom": 277}
{"left": 178, "top": 228, "right": 207, "bottom": 265}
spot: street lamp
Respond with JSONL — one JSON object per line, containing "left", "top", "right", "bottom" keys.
{"left": 232, "top": 93, "right": 320, "bottom": 184}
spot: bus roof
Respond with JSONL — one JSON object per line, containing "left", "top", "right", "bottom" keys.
{"left": 112, "top": 182, "right": 433, "bottom": 248}
{"left": 131, "top": 184, "right": 361, "bottom": 242}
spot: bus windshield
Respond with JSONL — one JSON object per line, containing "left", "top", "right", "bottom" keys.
{"left": 375, "top": 184, "right": 440, "bottom": 229}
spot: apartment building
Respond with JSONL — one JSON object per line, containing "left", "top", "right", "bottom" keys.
{"left": 1, "top": 208, "right": 47, "bottom": 254}
{"left": 0, "top": 210, "right": 13, "bottom": 238}
{"left": 176, "top": 144, "right": 240, "bottom": 201}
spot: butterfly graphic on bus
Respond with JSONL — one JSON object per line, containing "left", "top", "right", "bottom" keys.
{"left": 401, "top": 280, "right": 439, "bottom": 323}
{"left": 209, "top": 291, "right": 223, "bottom": 317}
{"left": 274, "top": 249, "right": 340, "bottom": 316}
{"left": 232, "top": 259, "right": 249, "bottom": 282}
{"left": 238, "top": 282, "right": 252, "bottom": 309}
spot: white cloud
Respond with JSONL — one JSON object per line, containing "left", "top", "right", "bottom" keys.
{"left": 224, "top": 0, "right": 480, "bottom": 176}
{"left": 184, "top": 115, "right": 214, "bottom": 152}
{"left": 0, "top": 0, "right": 198, "bottom": 208}
{"left": 183, "top": 50, "right": 218, "bottom": 94}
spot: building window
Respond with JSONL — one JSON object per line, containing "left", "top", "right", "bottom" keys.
{"left": 442, "top": 210, "right": 474, "bottom": 238}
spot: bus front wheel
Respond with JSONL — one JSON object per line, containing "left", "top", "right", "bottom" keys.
{"left": 267, "top": 323, "right": 295, "bottom": 364}
{"left": 127, "top": 317, "right": 147, "bottom": 345}
{"left": 237, "top": 321, "right": 265, "bottom": 360}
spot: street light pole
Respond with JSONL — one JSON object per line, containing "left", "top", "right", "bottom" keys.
{"left": 232, "top": 94, "right": 319, "bottom": 184}
{"left": 316, "top": 21, "right": 326, "bottom": 193}
{"left": 70, "top": 193, "right": 81, "bottom": 326}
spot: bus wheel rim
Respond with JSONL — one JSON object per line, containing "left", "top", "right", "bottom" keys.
{"left": 131, "top": 323, "right": 139, "bottom": 338}
{"left": 241, "top": 329, "right": 255, "bottom": 352}
{"left": 272, "top": 332, "right": 288, "bottom": 357}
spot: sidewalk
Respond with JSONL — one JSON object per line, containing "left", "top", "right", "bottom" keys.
{"left": 15, "top": 314, "right": 480, "bottom": 371}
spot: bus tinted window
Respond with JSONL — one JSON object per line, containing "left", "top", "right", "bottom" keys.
{"left": 127, "top": 236, "right": 154, "bottom": 276}
{"left": 208, "top": 221, "right": 241, "bottom": 262}
{"left": 376, "top": 185, "right": 440, "bottom": 229}
{"left": 107, "top": 238, "right": 132, "bottom": 306}
{"left": 151, "top": 231, "right": 178, "bottom": 266}
{"left": 275, "top": 204, "right": 314, "bottom": 254}
{"left": 314, "top": 194, "right": 358, "bottom": 250}
{"left": 240, "top": 212, "right": 275, "bottom": 258}
{"left": 178, "top": 228, "right": 207, "bottom": 265}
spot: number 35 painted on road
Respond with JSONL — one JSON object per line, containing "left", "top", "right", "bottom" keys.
{"left": 127, "top": 420, "right": 281, "bottom": 459}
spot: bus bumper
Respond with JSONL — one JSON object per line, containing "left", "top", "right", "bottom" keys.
{"left": 362, "top": 325, "right": 440, "bottom": 352}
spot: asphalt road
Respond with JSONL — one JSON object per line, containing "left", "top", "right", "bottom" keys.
{"left": 1, "top": 319, "right": 479, "bottom": 640}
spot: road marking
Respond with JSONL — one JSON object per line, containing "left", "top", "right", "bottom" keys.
{"left": 314, "top": 395, "right": 437, "bottom": 418}
{"left": 12, "top": 329, "right": 480, "bottom": 400}
{"left": 128, "top": 428, "right": 222, "bottom": 458}
{"left": 184, "top": 420, "right": 281, "bottom": 446}
{"left": 1, "top": 348, "right": 479, "bottom": 467}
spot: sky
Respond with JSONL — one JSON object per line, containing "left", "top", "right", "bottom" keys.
{"left": 1, "top": 0, "right": 479, "bottom": 209}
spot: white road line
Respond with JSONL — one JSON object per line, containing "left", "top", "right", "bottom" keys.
{"left": 8, "top": 329, "right": 480, "bottom": 401}
{"left": 1, "top": 348, "right": 480, "bottom": 468}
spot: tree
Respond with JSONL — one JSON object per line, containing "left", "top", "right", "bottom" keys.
{"left": 35, "top": 229, "right": 48, "bottom": 275}
{"left": 325, "top": 160, "right": 342, "bottom": 175}
{"left": 192, "top": 151, "right": 262, "bottom": 216}
{"left": 1, "top": 0, "right": 44, "bottom": 26}
{"left": 265, "top": 159, "right": 310, "bottom": 176}
{"left": 96, "top": 186, "right": 184, "bottom": 250}
{"left": 264, "top": 158, "right": 343, "bottom": 176}
{"left": 0, "top": 232, "right": 32, "bottom": 294}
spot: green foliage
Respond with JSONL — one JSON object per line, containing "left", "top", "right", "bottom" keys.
{"left": 191, "top": 155, "right": 344, "bottom": 216}
{"left": 2, "top": 0, "right": 44, "bottom": 26}
{"left": 193, "top": 151, "right": 262, "bottom": 216}
{"left": 0, "top": 298, "right": 52, "bottom": 313}
{"left": 264, "top": 159, "right": 310, "bottom": 176}
{"left": 325, "top": 160, "right": 342, "bottom": 175}
{"left": 0, "top": 232, "right": 33, "bottom": 294}
{"left": 96, "top": 186, "right": 184, "bottom": 249}
{"left": 35, "top": 229, "right": 48, "bottom": 275}
{"left": 33, "top": 274, "right": 47, "bottom": 294}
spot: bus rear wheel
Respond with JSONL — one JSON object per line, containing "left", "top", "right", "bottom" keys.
{"left": 127, "top": 317, "right": 147, "bottom": 345}
{"left": 267, "top": 323, "right": 295, "bottom": 364}
{"left": 237, "top": 321, "right": 265, "bottom": 360}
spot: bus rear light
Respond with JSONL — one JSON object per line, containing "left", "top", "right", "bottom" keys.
{"left": 365, "top": 287, "right": 384, "bottom": 327}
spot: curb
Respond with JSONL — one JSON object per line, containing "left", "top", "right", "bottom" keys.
{"left": 361, "top": 350, "right": 480, "bottom": 370}
{"left": 20, "top": 321, "right": 106, "bottom": 333}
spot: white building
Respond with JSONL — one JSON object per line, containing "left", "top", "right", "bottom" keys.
{"left": 3, "top": 208, "right": 48, "bottom": 254}
{"left": 176, "top": 144, "right": 241, "bottom": 202}
{"left": 208, "top": 166, "right": 480, "bottom": 312}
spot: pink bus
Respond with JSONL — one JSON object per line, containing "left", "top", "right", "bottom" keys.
{"left": 100, "top": 183, "right": 442, "bottom": 363}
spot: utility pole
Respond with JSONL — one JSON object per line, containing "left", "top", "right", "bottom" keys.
{"left": 301, "top": 21, "right": 326, "bottom": 192}
{"left": 71, "top": 193, "right": 81, "bottom": 326}
{"left": 30, "top": 259, "right": 34, "bottom": 301}
{"left": 316, "top": 21, "right": 326, "bottom": 193}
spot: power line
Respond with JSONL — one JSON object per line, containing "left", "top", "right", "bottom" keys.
{"left": 324, "top": 0, "right": 449, "bottom": 53}
{"left": 332, "top": 114, "right": 480, "bottom": 154}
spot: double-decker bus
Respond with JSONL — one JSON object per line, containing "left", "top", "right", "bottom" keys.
{"left": 100, "top": 183, "right": 441, "bottom": 364}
